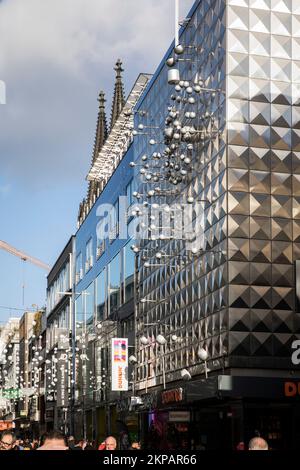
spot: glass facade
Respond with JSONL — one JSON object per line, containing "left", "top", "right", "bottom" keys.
{"left": 109, "top": 252, "right": 121, "bottom": 314}
{"left": 47, "top": 260, "right": 70, "bottom": 313}
{"left": 124, "top": 241, "right": 135, "bottom": 303}
{"left": 96, "top": 268, "right": 106, "bottom": 321}
{"left": 85, "top": 238, "right": 93, "bottom": 272}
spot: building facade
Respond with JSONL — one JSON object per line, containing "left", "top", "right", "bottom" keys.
{"left": 74, "top": 66, "right": 150, "bottom": 442}
{"left": 45, "top": 236, "right": 74, "bottom": 434}
{"left": 130, "top": 0, "right": 300, "bottom": 450}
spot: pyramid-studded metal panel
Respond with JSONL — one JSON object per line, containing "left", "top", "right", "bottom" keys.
{"left": 134, "top": 0, "right": 300, "bottom": 391}
{"left": 227, "top": 0, "right": 300, "bottom": 362}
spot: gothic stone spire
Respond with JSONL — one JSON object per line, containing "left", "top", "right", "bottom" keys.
{"left": 110, "top": 59, "right": 125, "bottom": 130}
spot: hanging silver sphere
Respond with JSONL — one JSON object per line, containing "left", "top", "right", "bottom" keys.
{"left": 164, "top": 127, "right": 174, "bottom": 139}
{"left": 166, "top": 57, "right": 176, "bottom": 67}
{"left": 188, "top": 97, "right": 196, "bottom": 104}
{"left": 174, "top": 44, "right": 184, "bottom": 55}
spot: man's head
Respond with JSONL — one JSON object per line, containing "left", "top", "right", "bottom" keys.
{"left": 105, "top": 436, "right": 117, "bottom": 450}
{"left": 37, "top": 431, "right": 68, "bottom": 451}
{"left": 131, "top": 442, "right": 141, "bottom": 450}
{"left": 0, "top": 431, "right": 16, "bottom": 451}
{"left": 248, "top": 437, "right": 269, "bottom": 451}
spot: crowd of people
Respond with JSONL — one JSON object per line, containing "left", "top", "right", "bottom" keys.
{"left": 0, "top": 428, "right": 269, "bottom": 451}
{"left": 0, "top": 430, "right": 141, "bottom": 451}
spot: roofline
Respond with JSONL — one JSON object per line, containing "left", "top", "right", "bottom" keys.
{"left": 86, "top": 72, "right": 152, "bottom": 182}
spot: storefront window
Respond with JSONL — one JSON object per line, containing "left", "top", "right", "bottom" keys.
{"left": 96, "top": 269, "right": 106, "bottom": 321}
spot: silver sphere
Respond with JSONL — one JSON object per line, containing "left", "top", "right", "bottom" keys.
{"left": 174, "top": 44, "right": 184, "bottom": 55}
{"left": 166, "top": 57, "right": 176, "bottom": 67}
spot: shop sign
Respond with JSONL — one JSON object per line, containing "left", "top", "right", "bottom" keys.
{"left": 111, "top": 338, "right": 128, "bottom": 391}
{"left": 162, "top": 388, "right": 183, "bottom": 404}
{"left": 168, "top": 411, "right": 190, "bottom": 422}
{"left": 284, "top": 381, "right": 300, "bottom": 397}
{"left": 57, "top": 351, "right": 68, "bottom": 407}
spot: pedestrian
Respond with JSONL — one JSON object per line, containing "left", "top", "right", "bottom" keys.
{"left": 116, "top": 420, "right": 131, "bottom": 450}
{"left": 37, "top": 431, "right": 68, "bottom": 450}
{"left": 72, "top": 439, "right": 86, "bottom": 450}
{"left": 236, "top": 441, "right": 245, "bottom": 450}
{"left": 0, "top": 430, "right": 18, "bottom": 451}
{"left": 98, "top": 436, "right": 117, "bottom": 450}
{"left": 130, "top": 442, "right": 141, "bottom": 450}
{"left": 68, "top": 435, "right": 76, "bottom": 449}
{"left": 248, "top": 437, "right": 269, "bottom": 450}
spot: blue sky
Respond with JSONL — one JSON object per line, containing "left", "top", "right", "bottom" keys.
{"left": 0, "top": 0, "right": 195, "bottom": 321}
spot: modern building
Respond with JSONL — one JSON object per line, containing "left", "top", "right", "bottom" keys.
{"left": 73, "top": 61, "right": 150, "bottom": 442}
{"left": 17, "top": 310, "right": 42, "bottom": 435}
{"left": 45, "top": 236, "right": 74, "bottom": 434}
{"left": 130, "top": 0, "right": 300, "bottom": 450}
{"left": 0, "top": 319, "right": 20, "bottom": 422}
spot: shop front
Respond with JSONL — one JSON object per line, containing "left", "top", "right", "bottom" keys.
{"left": 139, "top": 387, "right": 193, "bottom": 450}
{"left": 138, "top": 375, "right": 300, "bottom": 450}
{"left": 186, "top": 374, "right": 300, "bottom": 450}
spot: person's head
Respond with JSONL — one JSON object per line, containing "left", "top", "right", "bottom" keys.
{"left": 236, "top": 441, "right": 245, "bottom": 451}
{"left": 248, "top": 437, "right": 268, "bottom": 451}
{"left": 38, "top": 431, "right": 68, "bottom": 450}
{"left": 105, "top": 436, "right": 117, "bottom": 450}
{"left": 0, "top": 431, "right": 16, "bottom": 451}
{"left": 131, "top": 442, "right": 141, "bottom": 450}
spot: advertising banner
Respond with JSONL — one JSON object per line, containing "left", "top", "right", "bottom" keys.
{"left": 111, "top": 338, "right": 128, "bottom": 391}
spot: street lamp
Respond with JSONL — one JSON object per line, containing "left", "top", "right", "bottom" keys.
{"left": 197, "top": 347, "right": 208, "bottom": 379}
{"left": 128, "top": 355, "right": 138, "bottom": 396}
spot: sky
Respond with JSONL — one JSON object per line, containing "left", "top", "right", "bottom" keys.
{"left": 0, "top": 0, "right": 195, "bottom": 321}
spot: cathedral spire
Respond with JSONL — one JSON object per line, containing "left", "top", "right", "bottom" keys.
{"left": 87, "top": 90, "right": 108, "bottom": 206}
{"left": 110, "top": 59, "right": 125, "bottom": 130}
{"left": 93, "top": 90, "right": 108, "bottom": 164}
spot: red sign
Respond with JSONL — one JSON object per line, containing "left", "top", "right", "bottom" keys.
{"left": 162, "top": 388, "right": 183, "bottom": 404}
{"left": 284, "top": 382, "right": 300, "bottom": 397}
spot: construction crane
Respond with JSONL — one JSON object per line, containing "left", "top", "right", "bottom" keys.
{"left": 0, "top": 240, "right": 50, "bottom": 271}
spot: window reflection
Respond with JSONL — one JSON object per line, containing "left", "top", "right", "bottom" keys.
{"left": 75, "top": 294, "right": 83, "bottom": 333}
{"left": 86, "top": 282, "right": 95, "bottom": 330}
{"left": 124, "top": 242, "right": 135, "bottom": 303}
{"left": 75, "top": 285, "right": 94, "bottom": 332}
{"left": 96, "top": 269, "right": 106, "bottom": 321}
{"left": 109, "top": 253, "right": 121, "bottom": 314}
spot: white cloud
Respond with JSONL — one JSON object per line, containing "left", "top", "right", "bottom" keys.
{"left": 0, "top": 0, "right": 195, "bottom": 189}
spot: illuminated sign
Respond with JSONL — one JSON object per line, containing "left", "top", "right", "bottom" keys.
{"left": 284, "top": 382, "right": 300, "bottom": 397}
{"left": 162, "top": 388, "right": 183, "bottom": 404}
{"left": 111, "top": 338, "right": 128, "bottom": 391}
